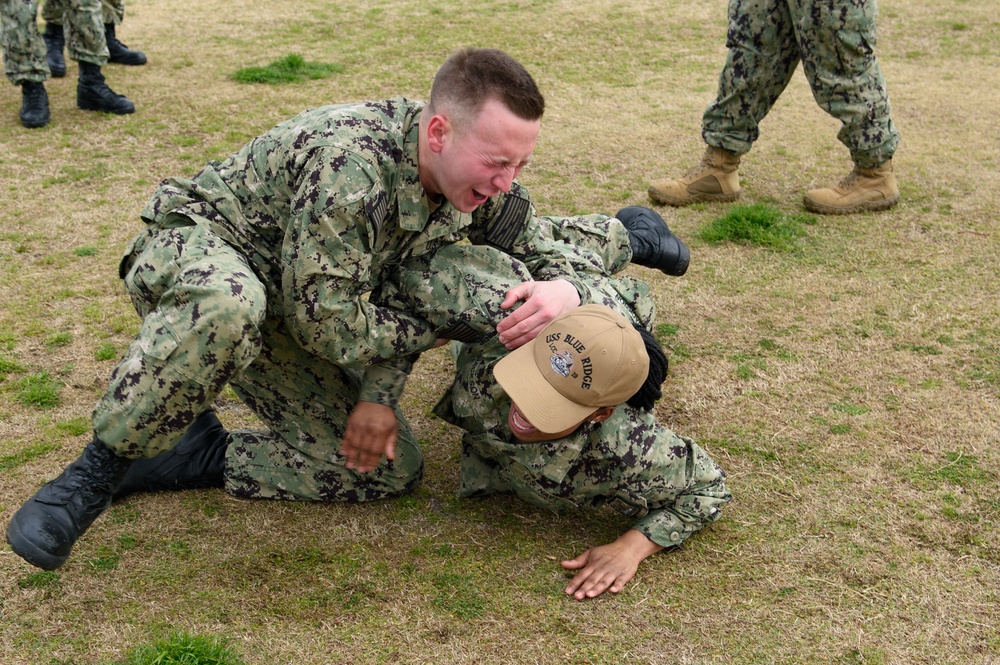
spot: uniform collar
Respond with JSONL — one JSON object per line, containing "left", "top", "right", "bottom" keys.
{"left": 396, "top": 107, "right": 471, "bottom": 236}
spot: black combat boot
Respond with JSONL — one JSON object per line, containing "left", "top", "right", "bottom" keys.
{"left": 77, "top": 61, "right": 135, "bottom": 114}
{"left": 615, "top": 205, "right": 691, "bottom": 276}
{"left": 105, "top": 23, "right": 147, "bottom": 66}
{"left": 6, "top": 437, "right": 132, "bottom": 570}
{"left": 114, "top": 408, "right": 229, "bottom": 499}
{"left": 19, "top": 81, "right": 50, "bottom": 128}
{"left": 42, "top": 23, "right": 66, "bottom": 77}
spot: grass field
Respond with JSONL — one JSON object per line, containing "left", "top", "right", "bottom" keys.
{"left": 1, "top": 0, "right": 998, "bottom": 663}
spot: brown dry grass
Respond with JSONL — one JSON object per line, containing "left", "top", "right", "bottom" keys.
{"left": 2, "top": 0, "right": 999, "bottom": 663}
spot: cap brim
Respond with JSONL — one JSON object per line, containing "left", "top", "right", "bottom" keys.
{"left": 494, "top": 343, "right": 596, "bottom": 435}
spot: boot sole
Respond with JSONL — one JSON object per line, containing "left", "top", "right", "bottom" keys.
{"left": 77, "top": 99, "right": 135, "bottom": 114}
{"left": 20, "top": 116, "right": 50, "bottom": 129}
{"left": 803, "top": 194, "right": 900, "bottom": 215}
{"left": 6, "top": 518, "right": 68, "bottom": 570}
{"left": 648, "top": 187, "right": 741, "bottom": 207}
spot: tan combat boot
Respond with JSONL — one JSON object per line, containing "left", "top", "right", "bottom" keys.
{"left": 803, "top": 161, "right": 899, "bottom": 214}
{"left": 648, "top": 145, "right": 742, "bottom": 206}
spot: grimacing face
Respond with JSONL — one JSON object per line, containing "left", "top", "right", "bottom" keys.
{"left": 422, "top": 97, "right": 540, "bottom": 213}
{"left": 507, "top": 402, "right": 613, "bottom": 443}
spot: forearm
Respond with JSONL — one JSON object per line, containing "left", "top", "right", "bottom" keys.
{"left": 287, "top": 295, "right": 438, "bottom": 367}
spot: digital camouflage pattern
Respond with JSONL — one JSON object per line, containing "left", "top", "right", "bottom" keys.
{"left": 94, "top": 99, "right": 609, "bottom": 501}
{"left": 704, "top": 0, "right": 899, "bottom": 168}
{"left": 1, "top": 0, "right": 108, "bottom": 83}
{"left": 406, "top": 242, "right": 731, "bottom": 548}
{"left": 43, "top": 0, "right": 126, "bottom": 27}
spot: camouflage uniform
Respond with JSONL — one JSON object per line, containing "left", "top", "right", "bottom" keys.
{"left": 99, "top": 99, "right": 618, "bottom": 503}
{"left": 0, "top": 0, "right": 107, "bottom": 84}
{"left": 703, "top": 0, "right": 899, "bottom": 168}
{"left": 382, "top": 235, "right": 731, "bottom": 549}
{"left": 42, "top": 0, "right": 126, "bottom": 30}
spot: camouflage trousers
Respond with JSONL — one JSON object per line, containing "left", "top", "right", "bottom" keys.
{"left": 703, "top": 0, "right": 899, "bottom": 168}
{"left": 42, "top": 0, "right": 124, "bottom": 26}
{"left": 97, "top": 221, "right": 421, "bottom": 502}
{"left": 96, "top": 215, "right": 634, "bottom": 503}
{"left": 1, "top": 0, "right": 107, "bottom": 84}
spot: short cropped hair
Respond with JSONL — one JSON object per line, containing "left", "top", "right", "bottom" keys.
{"left": 429, "top": 48, "right": 545, "bottom": 129}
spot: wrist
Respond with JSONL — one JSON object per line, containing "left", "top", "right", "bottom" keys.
{"left": 620, "top": 529, "right": 665, "bottom": 560}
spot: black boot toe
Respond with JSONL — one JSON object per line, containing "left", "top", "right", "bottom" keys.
{"left": 5, "top": 438, "right": 130, "bottom": 570}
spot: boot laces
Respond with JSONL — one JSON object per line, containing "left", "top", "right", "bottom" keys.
{"left": 24, "top": 83, "right": 46, "bottom": 105}
{"left": 683, "top": 154, "right": 717, "bottom": 179}
{"left": 838, "top": 168, "right": 863, "bottom": 190}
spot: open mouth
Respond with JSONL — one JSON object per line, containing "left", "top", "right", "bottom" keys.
{"left": 508, "top": 405, "right": 537, "bottom": 436}
{"left": 472, "top": 189, "right": 488, "bottom": 206}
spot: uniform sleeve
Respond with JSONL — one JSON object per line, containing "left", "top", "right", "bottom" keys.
{"left": 600, "top": 416, "right": 732, "bottom": 547}
{"left": 628, "top": 432, "right": 732, "bottom": 548}
{"left": 358, "top": 355, "right": 417, "bottom": 407}
{"left": 280, "top": 149, "right": 438, "bottom": 404}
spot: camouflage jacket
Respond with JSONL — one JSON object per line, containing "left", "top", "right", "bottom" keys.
{"left": 433, "top": 285, "right": 732, "bottom": 548}
{"left": 137, "top": 98, "right": 591, "bottom": 407}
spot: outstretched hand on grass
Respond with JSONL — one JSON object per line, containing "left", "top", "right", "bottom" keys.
{"left": 561, "top": 529, "right": 665, "bottom": 600}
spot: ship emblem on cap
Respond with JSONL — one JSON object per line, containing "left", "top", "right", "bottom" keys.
{"left": 550, "top": 350, "right": 574, "bottom": 377}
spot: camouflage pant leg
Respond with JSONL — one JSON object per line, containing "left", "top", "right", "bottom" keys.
{"left": 93, "top": 223, "right": 267, "bottom": 458}
{"left": 456, "top": 433, "right": 510, "bottom": 498}
{"left": 42, "top": 0, "right": 123, "bottom": 27}
{"left": 45, "top": 0, "right": 107, "bottom": 64}
{"left": 39, "top": 0, "right": 56, "bottom": 23}
{"left": 702, "top": 0, "right": 803, "bottom": 154}
{"left": 224, "top": 324, "right": 423, "bottom": 502}
{"left": 794, "top": 0, "right": 898, "bottom": 166}
{"left": 703, "top": 0, "right": 898, "bottom": 165}
{"left": 377, "top": 209, "right": 639, "bottom": 339}
{"left": 1, "top": 0, "right": 48, "bottom": 84}
{"left": 101, "top": 0, "right": 122, "bottom": 25}
{"left": 535, "top": 213, "right": 633, "bottom": 276}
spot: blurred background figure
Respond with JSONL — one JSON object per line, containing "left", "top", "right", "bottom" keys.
{"left": 1, "top": 0, "right": 135, "bottom": 129}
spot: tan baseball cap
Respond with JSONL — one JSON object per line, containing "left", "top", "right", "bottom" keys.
{"left": 493, "top": 304, "right": 649, "bottom": 434}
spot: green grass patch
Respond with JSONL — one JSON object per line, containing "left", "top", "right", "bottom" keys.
{"left": 231, "top": 54, "right": 344, "bottom": 84}
{"left": 46, "top": 332, "right": 73, "bottom": 348}
{"left": 73, "top": 246, "right": 99, "bottom": 257}
{"left": 42, "top": 162, "right": 110, "bottom": 186}
{"left": 55, "top": 416, "right": 91, "bottom": 436}
{"left": 932, "top": 452, "right": 992, "bottom": 486}
{"left": 0, "top": 354, "right": 25, "bottom": 375}
{"left": 0, "top": 440, "right": 60, "bottom": 471}
{"left": 17, "top": 570, "right": 60, "bottom": 590}
{"left": 831, "top": 400, "right": 870, "bottom": 416}
{"left": 698, "top": 203, "right": 816, "bottom": 250}
{"left": 95, "top": 342, "right": 118, "bottom": 361}
{"left": 9, "top": 371, "right": 62, "bottom": 408}
{"left": 656, "top": 322, "right": 679, "bottom": 340}
{"left": 111, "top": 632, "right": 245, "bottom": 665}
{"left": 429, "top": 572, "right": 486, "bottom": 619}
